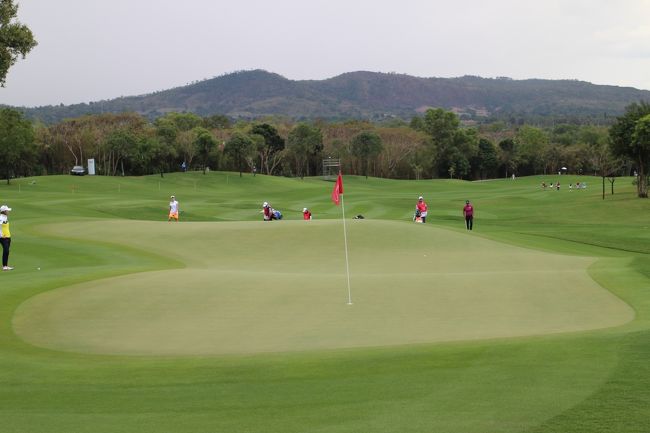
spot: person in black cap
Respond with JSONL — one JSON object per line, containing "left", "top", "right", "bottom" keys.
{"left": 462, "top": 200, "right": 474, "bottom": 231}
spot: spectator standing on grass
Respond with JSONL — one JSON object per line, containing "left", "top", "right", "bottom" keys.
{"left": 416, "top": 196, "right": 428, "bottom": 223}
{"left": 0, "top": 205, "right": 13, "bottom": 271}
{"left": 463, "top": 200, "right": 474, "bottom": 231}
{"left": 168, "top": 195, "right": 179, "bottom": 221}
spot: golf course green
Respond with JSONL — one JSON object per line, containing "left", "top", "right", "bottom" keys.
{"left": 0, "top": 172, "right": 648, "bottom": 432}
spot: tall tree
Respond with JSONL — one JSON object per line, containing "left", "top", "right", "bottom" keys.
{"left": 163, "top": 112, "right": 203, "bottom": 132}
{"left": 420, "top": 108, "right": 477, "bottom": 178}
{"left": 287, "top": 123, "right": 323, "bottom": 179}
{"left": 193, "top": 127, "right": 217, "bottom": 175}
{"left": 48, "top": 120, "right": 86, "bottom": 167}
{"left": 251, "top": 123, "right": 285, "bottom": 175}
{"left": 498, "top": 138, "right": 519, "bottom": 178}
{"left": 590, "top": 142, "right": 623, "bottom": 200}
{"left": 92, "top": 113, "right": 147, "bottom": 175}
{"left": 350, "top": 131, "right": 383, "bottom": 179}
{"left": 377, "top": 127, "right": 426, "bottom": 178}
{"left": 224, "top": 132, "right": 254, "bottom": 177}
{"left": 514, "top": 126, "right": 549, "bottom": 175}
{"left": 0, "top": 108, "right": 34, "bottom": 183}
{"left": 105, "top": 129, "right": 137, "bottom": 176}
{"left": 0, "top": 0, "right": 37, "bottom": 86}
{"left": 631, "top": 114, "right": 650, "bottom": 197}
{"left": 473, "top": 138, "right": 498, "bottom": 180}
{"left": 610, "top": 102, "right": 650, "bottom": 198}
{"left": 202, "top": 114, "right": 231, "bottom": 130}
{"left": 422, "top": 108, "right": 459, "bottom": 143}
{"left": 541, "top": 144, "right": 563, "bottom": 175}
{"left": 442, "top": 129, "right": 478, "bottom": 179}
{"left": 132, "top": 135, "right": 175, "bottom": 177}
{"left": 175, "top": 130, "right": 197, "bottom": 170}
{"left": 154, "top": 117, "right": 179, "bottom": 146}
{"left": 149, "top": 136, "right": 176, "bottom": 177}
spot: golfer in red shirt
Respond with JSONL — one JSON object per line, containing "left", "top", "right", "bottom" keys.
{"left": 463, "top": 200, "right": 474, "bottom": 230}
{"left": 416, "top": 196, "right": 428, "bottom": 223}
{"left": 303, "top": 208, "right": 312, "bottom": 220}
{"left": 262, "top": 202, "right": 272, "bottom": 221}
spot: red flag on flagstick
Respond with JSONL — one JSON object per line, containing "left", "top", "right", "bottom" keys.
{"left": 331, "top": 172, "right": 343, "bottom": 205}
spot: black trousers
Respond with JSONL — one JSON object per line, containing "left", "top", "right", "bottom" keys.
{"left": 465, "top": 216, "right": 473, "bottom": 230}
{"left": 0, "top": 237, "right": 10, "bottom": 266}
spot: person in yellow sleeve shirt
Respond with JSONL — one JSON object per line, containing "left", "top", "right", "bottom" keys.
{"left": 0, "top": 205, "right": 13, "bottom": 271}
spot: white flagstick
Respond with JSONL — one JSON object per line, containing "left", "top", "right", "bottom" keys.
{"left": 340, "top": 193, "right": 352, "bottom": 305}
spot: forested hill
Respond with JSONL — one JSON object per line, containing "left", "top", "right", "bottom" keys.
{"left": 14, "top": 70, "right": 650, "bottom": 124}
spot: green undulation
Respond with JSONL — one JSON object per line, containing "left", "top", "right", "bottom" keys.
{"left": 13, "top": 220, "right": 632, "bottom": 356}
{"left": 0, "top": 172, "right": 648, "bottom": 433}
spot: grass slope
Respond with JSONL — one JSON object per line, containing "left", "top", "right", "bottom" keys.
{"left": 0, "top": 172, "right": 648, "bottom": 433}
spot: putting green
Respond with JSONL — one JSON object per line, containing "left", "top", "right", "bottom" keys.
{"left": 13, "top": 219, "right": 633, "bottom": 356}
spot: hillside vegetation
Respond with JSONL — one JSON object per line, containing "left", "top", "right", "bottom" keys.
{"left": 15, "top": 70, "right": 650, "bottom": 124}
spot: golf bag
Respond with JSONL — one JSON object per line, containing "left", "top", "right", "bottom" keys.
{"left": 413, "top": 208, "right": 423, "bottom": 223}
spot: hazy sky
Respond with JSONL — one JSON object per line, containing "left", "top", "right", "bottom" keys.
{"left": 1, "top": 0, "right": 649, "bottom": 107}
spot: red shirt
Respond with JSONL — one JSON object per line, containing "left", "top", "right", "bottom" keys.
{"left": 463, "top": 204, "right": 474, "bottom": 217}
{"left": 416, "top": 201, "right": 428, "bottom": 213}
{"left": 303, "top": 210, "right": 312, "bottom": 220}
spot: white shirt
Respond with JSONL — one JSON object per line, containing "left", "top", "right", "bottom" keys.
{"left": 169, "top": 200, "right": 178, "bottom": 213}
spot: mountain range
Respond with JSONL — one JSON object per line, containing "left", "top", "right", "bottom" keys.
{"left": 14, "top": 70, "right": 650, "bottom": 124}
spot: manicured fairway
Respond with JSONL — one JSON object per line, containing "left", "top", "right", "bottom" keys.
{"left": 14, "top": 220, "right": 632, "bottom": 355}
{"left": 0, "top": 172, "right": 648, "bottom": 433}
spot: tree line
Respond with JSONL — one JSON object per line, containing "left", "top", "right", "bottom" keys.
{"left": 1, "top": 103, "right": 649, "bottom": 197}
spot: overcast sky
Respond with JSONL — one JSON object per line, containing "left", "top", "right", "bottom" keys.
{"left": 1, "top": 0, "right": 649, "bottom": 107}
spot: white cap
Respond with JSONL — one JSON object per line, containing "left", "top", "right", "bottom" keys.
{"left": 418, "top": 196, "right": 423, "bottom": 200}
{"left": 263, "top": 202, "right": 268, "bottom": 207}
{"left": 303, "top": 208, "right": 308, "bottom": 212}
{"left": 0, "top": 205, "right": 11, "bottom": 212}
{"left": 170, "top": 195, "right": 175, "bottom": 198}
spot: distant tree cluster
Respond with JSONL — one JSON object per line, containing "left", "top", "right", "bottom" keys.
{"left": 1, "top": 104, "right": 648, "bottom": 199}
{"left": 609, "top": 102, "right": 650, "bottom": 198}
